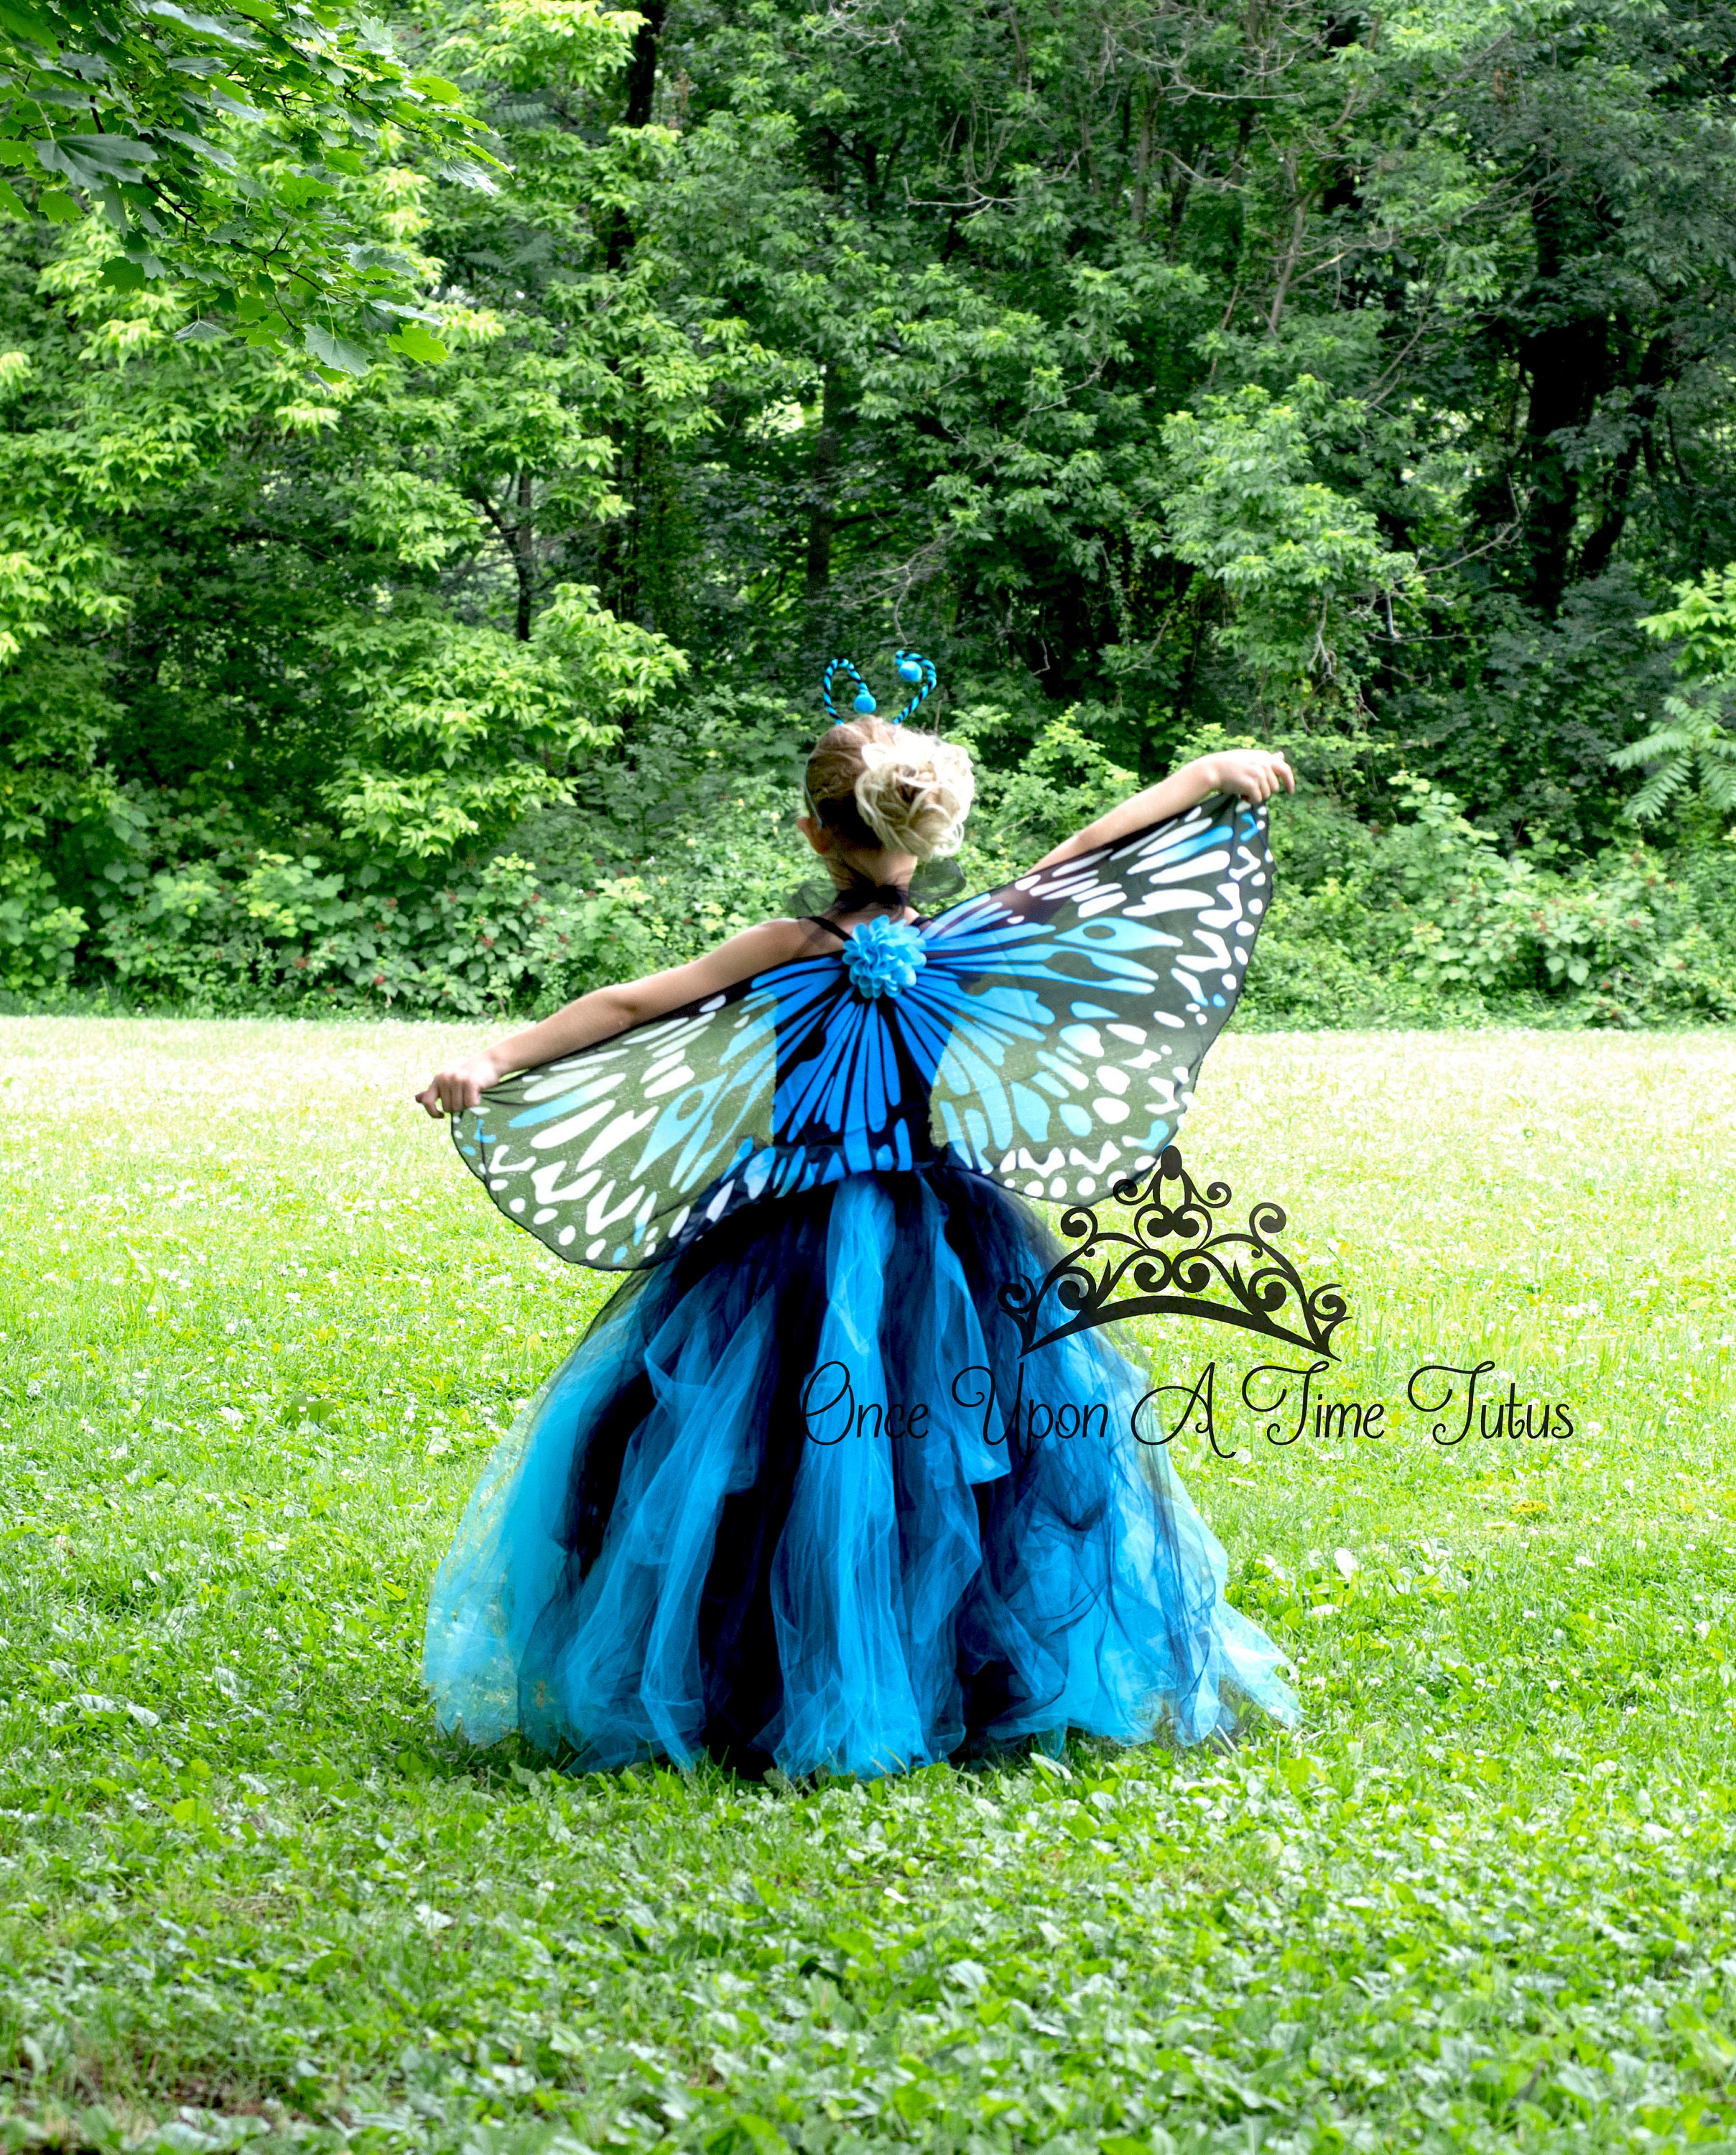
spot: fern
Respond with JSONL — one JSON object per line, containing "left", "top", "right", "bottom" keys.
{"left": 1612, "top": 694, "right": 1736, "bottom": 822}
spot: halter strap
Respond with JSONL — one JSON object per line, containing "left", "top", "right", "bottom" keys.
{"left": 807, "top": 909, "right": 928, "bottom": 941}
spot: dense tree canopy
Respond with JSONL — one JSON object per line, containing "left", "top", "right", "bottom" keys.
{"left": 4, "top": 0, "right": 1735, "bottom": 1021}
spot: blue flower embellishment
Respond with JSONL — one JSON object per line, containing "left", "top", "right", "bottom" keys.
{"left": 841, "top": 915, "right": 927, "bottom": 1000}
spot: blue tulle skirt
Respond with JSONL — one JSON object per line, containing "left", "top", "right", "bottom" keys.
{"left": 424, "top": 1169, "right": 1297, "bottom": 1779}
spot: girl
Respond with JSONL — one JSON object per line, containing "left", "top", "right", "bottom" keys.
{"left": 417, "top": 708, "right": 1297, "bottom": 1779}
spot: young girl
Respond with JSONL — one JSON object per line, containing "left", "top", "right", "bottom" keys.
{"left": 417, "top": 708, "right": 1298, "bottom": 1779}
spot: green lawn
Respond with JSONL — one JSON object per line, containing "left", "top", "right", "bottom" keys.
{"left": 4, "top": 1017, "right": 1735, "bottom": 2155}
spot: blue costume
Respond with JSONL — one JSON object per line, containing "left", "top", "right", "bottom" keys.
{"left": 424, "top": 736, "right": 1299, "bottom": 1777}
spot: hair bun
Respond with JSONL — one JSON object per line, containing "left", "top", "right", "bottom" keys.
{"left": 853, "top": 733, "right": 975, "bottom": 860}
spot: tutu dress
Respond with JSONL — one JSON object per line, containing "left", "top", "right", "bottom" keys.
{"left": 424, "top": 793, "right": 1299, "bottom": 1777}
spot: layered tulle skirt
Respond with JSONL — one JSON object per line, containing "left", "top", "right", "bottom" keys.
{"left": 423, "top": 1169, "right": 1296, "bottom": 1779}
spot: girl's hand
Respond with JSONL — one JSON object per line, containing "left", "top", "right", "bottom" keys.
{"left": 1207, "top": 749, "right": 1296, "bottom": 804}
{"left": 416, "top": 1051, "right": 503, "bottom": 1119}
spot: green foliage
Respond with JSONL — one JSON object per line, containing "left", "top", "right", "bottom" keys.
{"left": 1638, "top": 564, "right": 1736, "bottom": 680}
{"left": 950, "top": 706, "right": 1138, "bottom": 865}
{"left": 51, "top": 709, "right": 1736, "bottom": 1029}
{"left": 543, "top": 694, "right": 822, "bottom": 953}
{"left": 4, "top": 1021, "right": 1736, "bottom": 2147}
{"left": 0, "top": 850, "right": 83, "bottom": 988}
{"left": 1159, "top": 379, "right": 1421, "bottom": 723}
{"left": 0, "top": 0, "right": 1730, "bottom": 1014}
{"left": 91, "top": 799, "right": 661, "bottom": 1014}
{"left": 0, "top": 0, "right": 503, "bottom": 351}
{"left": 1612, "top": 698, "right": 1736, "bottom": 828}
{"left": 1613, "top": 568, "right": 1736, "bottom": 830}
{"left": 0, "top": 648, "right": 118, "bottom": 987}
{"left": 1394, "top": 575, "right": 1673, "bottom": 856}
{"left": 321, "top": 585, "right": 687, "bottom": 861}
{"left": 1240, "top": 777, "right": 1736, "bottom": 1029}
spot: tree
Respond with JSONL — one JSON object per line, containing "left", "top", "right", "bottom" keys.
{"left": 3, "top": 0, "right": 1736, "bottom": 1006}
{"left": 0, "top": 0, "right": 502, "bottom": 358}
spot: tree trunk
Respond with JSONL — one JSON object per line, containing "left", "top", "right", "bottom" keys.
{"left": 1577, "top": 332, "right": 1671, "bottom": 585}
{"left": 604, "top": 1, "right": 666, "bottom": 269}
{"left": 805, "top": 365, "right": 848, "bottom": 610}
{"left": 622, "top": 1, "right": 664, "bottom": 129}
{"left": 514, "top": 469, "right": 534, "bottom": 641}
{"left": 1166, "top": 158, "right": 1192, "bottom": 254}
{"left": 596, "top": 4, "right": 666, "bottom": 613}
{"left": 1267, "top": 195, "right": 1309, "bottom": 335}
{"left": 1131, "top": 89, "right": 1155, "bottom": 231}
{"left": 1514, "top": 188, "right": 1612, "bottom": 615}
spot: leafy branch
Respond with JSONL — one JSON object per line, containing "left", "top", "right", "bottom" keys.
{"left": 1617, "top": 566, "right": 1736, "bottom": 831}
{"left": 0, "top": 0, "right": 507, "bottom": 361}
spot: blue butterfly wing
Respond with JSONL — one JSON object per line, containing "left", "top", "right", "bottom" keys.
{"left": 454, "top": 793, "right": 1271, "bottom": 1265}
{"left": 453, "top": 948, "right": 923, "bottom": 1268}
{"left": 916, "top": 792, "right": 1270, "bottom": 1200}
{"left": 453, "top": 979, "right": 787, "bottom": 1267}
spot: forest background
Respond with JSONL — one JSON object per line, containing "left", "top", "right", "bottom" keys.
{"left": 6, "top": 0, "right": 1736, "bottom": 1029}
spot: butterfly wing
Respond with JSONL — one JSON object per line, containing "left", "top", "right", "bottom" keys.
{"left": 452, "top": 973, "right": 786, "bottom": 1268}
{"left": 452, "top": 941, "right": 929, "bottom": 1269}
{"left": 454, "top": 792, "right": 1272, "bottom": 1266}
{"left": 913, "top": 792, "right": 1271, "bottom": 1201}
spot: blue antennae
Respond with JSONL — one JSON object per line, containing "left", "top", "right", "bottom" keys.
{"left": 892, "top": 650, "right": 937, "bottom": 725}
{"left": 821, "top": 658, "right": 874, "bottom": 724}
{"left": 822, "top": 652, "right": 939, "bottom": 726}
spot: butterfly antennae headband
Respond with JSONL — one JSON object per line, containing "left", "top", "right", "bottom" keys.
{"left": 822, "top": 651, "right": 937, "bottom": 726}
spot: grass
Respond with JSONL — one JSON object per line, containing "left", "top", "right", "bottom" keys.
{"left": 2, "top": 1015, "right": 1735, "bottom": 2155}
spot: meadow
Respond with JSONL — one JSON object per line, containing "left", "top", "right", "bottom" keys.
{"left": 2, "top": 1016, "right": 1735, "bottom": 2155}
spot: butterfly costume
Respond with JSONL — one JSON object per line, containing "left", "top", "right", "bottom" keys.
{"left": 424, "top": 700, "right": 1299, "bottom": 1778}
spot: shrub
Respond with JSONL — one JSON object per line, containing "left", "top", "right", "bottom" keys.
{"left": 90, "top": 792, "right": 662, "bottom": 1016}
{"left": 1240, "top": 771, "right": 1736, "bottom": 1028}
{"left": 12, "top": 708, "right": 1736, "bottom": 1029}
{"left": 0, "top": 854, "right": 86, "bottom": 991}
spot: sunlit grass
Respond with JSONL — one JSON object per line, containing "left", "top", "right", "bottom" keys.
{"left": 3, "top": 1017, "right": 1735, "bottom": 2154}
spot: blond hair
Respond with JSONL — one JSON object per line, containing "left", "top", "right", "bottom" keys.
{"left": 804, "top": 719, "right": 975, "bottom": 861}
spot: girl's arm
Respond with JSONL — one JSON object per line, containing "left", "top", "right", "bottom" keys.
{"left": 1033, "top": 749, "right": 1295, "bottom": 870}
{"left": 416, "top": 917, "right": 817, "bottom": 1117}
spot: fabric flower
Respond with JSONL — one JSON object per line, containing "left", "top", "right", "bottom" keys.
{"left": 841, "top": 914, "right": 927, "bottom": 999}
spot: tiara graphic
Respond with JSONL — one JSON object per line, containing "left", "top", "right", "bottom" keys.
{"left": 995, "top": 1146, "right": 1350, "bottom": 1362}
{"left": 822, "top": 651, "right": 937, "bottom": 726}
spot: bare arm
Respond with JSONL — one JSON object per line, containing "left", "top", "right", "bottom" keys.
{"left": 1033, "top": 749, "right": 1296, "bottom": 870}
{"left": 416, "top": 917, "right": 820, "bottom": 1117}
